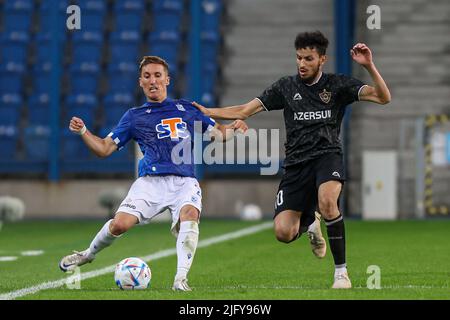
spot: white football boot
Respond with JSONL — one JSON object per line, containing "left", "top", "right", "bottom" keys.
{"left": 332, "top": 272, "right": 352, "bottom": 289}
{"left": 307, "top": 212, "right": 327, "bottom": 259}
{"left": 172, "top": 276, "right": 192, "bottom": 292}
{"left": 59, "top": 249, "right": 95, "bottom": 272}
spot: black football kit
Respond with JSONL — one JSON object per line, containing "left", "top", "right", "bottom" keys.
{"left": 257, "top": 72, "right": 365, "bottom": 229}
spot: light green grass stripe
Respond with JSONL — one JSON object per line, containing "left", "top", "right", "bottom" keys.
{"left": 0, "top": 221, "right": 272, "bottom": 300}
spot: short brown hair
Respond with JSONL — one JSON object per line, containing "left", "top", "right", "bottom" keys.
{"left": 139, "top": 56, "right": 170, "bottom": 76}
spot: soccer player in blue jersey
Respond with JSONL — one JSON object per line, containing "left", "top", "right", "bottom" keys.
{"left": 59, "top": 56, "right": 248, "bottom": 291}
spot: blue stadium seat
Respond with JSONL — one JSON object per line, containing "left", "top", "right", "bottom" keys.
{"left": 0, "top": 125, "right": 19, "bottom": 159}
{"left": 65, "top": 94, "right": 98, "bottom": 128}
{"left": 0, "top": 94, "right": 22, "bottom": 126}
{"left": 61, "top": 128, "right": 90, "bottom": 159}
{"left": 114, "top": 0, "right": 145, "bottom": 32}
{"left": 32, "top": 62, "right": 53, "bottom": 95}
{"left": 72, "top": 31, "right": 103, "bottom": 64}
{"left": 152, "top": 0, "right": 184, "bottom": 32}
{"left": 107, "top": 62, "right": 138, "bottom": 93}
{"left": 183, "top": 31, "right": 221, "bottom": 106}
{"left": 0, "top": 62, "right": 24, "bottom": 95}
{"left": 80, "top": 11, "right": 106, "bottom": 32}
{"left": 39, "top": 0, "right": 70, "bottom": 35}
{"left": 0, "top": 31, "right": 29, "bottom": 64}
{"left": 184, "top": 62, "right": 218, "bottom": 106}
{"left": 75, "top": 0, "right": 107, "bottom": 31}
{"left": 34, "top": 33, "right": 66, "bottom": 64}
{"left": 109, "top": 31, "right": 141, "bottom": 63}
{"left": 103, "top": 93, "right": 133, "bottom": 126}
{"left": 200, "top": 31, "right": 220, "bottom": 63}
{"left": 147, "top": 31, "right": 181, "bottom": 73}
{"left": 201, "top": 0, "right": 222, "bottom": 31}
{"left": 28, "top": 93, "right": 50, "bottom": 126}
{"left": 24, "top": 125, "right": 51, "bottom": 160}
{"left": 3, "top": 0, "right": 33, "bottom": 32}
{"left": 69, "top": 62, "right": 100, "bottom": 95}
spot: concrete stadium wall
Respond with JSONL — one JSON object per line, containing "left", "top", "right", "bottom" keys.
{"left": 0, "top": 179, "right": 279, "bottom": 219}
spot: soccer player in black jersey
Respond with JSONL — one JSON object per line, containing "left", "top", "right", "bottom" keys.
{"left": 194, "top": 31, "right": 391, "bottom": 289}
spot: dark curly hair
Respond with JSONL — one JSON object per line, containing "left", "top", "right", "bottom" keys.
{"left": 294, "top": 31, "right": 329, "bottom": 56}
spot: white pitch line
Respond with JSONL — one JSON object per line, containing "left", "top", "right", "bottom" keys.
{"left": 0, "top": 221, "right": 272, "bottom": 300}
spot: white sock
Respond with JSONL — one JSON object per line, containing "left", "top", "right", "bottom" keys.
{"left": 335, "top": 265, "right": 347, "bottom": 276}
{"left": 175, "top": 221, "right": 199, "bottom": 280}
{"left": 88, "top": 219, "right": 120, "bottom": 255}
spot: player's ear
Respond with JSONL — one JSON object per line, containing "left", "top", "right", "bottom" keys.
{"left": 320, "top": 54, "right": 327, "bottom": 66}
{"left": 166, "top": 76, "right": 170, "bottom": 86}
{"left": 138, "top": 76, "right": 144, "bottom": 88}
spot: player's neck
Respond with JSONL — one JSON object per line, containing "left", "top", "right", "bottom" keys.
{"left": 304, "top": 71, "right": 323, "bottom": 86}
{"left": 146, "top": 96, "right": 168, "bottom": 104}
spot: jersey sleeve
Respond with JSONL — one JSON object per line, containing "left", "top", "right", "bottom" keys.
{"left": 194, "top": 110, "right": 216, "bottom": 134}
{"left": 256, "top": 79, "right": 285, "bottom": 111}
{"left": 108, "top": 110, "right": 133, "bottom": 150}
{"left": 338, "top": 74, "right": 366, "bottom": 105}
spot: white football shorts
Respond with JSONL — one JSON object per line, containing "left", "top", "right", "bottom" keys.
{"left": 116, "top": 175, "right": 202, "bottom": 237}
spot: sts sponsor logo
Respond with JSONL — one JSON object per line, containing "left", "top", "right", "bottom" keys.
{"left": 156, "top": 118, "right": 189, "bottom": 140}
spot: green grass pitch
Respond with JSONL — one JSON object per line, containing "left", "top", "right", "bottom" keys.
{"left": 0, "top": 218, "right": 449, "bottom": 300}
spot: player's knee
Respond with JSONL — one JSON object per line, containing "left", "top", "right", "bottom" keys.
{"left": 109, "top": 219, "right": 131, "bottom": 236}
{"left": 179, "top": 206, "right": 199, "bottom": 222}
{"left": 318, "top": 197, "right": 338, "bottom": 219}
{"left": 274, "top": 224, "right": 298, "bottom": 243}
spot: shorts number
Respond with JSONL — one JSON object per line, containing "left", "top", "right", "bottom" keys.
{"left": 276, "top": 190, "right": 284, "bottom": 207}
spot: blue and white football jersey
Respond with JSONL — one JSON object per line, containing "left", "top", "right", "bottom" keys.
{"left": 108, "top": 98, "right": 216, "bottom": 178}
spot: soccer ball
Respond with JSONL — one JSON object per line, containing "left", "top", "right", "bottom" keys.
{"left": 114, "top": 257, "right": 151, "bottom": 290}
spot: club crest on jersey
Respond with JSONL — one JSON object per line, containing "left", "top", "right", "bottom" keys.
{"left": 319, "top": 89, "right": 332, "bottom": 103}
{"left": 176, "top": 103, "right": 186, "bottom": 111}
{"left": 156, "top": 117, "right": 189, "bottom": 140}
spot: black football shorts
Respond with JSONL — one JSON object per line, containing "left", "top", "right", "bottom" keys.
{"left": 274, "top": 152, "right": 345, "bottom": 229}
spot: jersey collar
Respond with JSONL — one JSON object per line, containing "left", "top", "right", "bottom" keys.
{"left": 305, "top": 71, "right": 323, "bottom": 86}
{"left": 144, "top": 97, "right": 172, "bottom": 107}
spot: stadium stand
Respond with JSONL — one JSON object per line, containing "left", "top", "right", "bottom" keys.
{"left": 0, "top": 0, "right": 223, "bottom": 177}
{"left": 152, "top": 0, "right": 184, "bottom": 33}
{"left": 113, "top": 0, "right": 146, "bottom": 32}
{"left": 0, "top": 125, "right": 19, "bottom": 159}
{"left": 23, "top": 125, "right": 51, "bottom": 161}
{"left": 0, "top": 93, "right": 22, "bottom": 126}
{"left": 0, "top": 31, "right": 29, "bottom": 64}
{"left": 3, "top": 0, "right": 34, "bottom": 33}
{"left": 39, "top": 0, "right": 69, "bottom": 35}
{"left": 28, "top": 93, "right": 50, "bottom": 126}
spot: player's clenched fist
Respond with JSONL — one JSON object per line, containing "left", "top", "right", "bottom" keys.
{"left": 69, "top": 117, "right": 87, "bottom": 135}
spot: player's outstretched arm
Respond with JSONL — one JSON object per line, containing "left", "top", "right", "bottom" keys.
{"left": 210, "top": 120, "right": 248, "bottom": 142}
{"left": 351, "top": 43, "right": 391, "bottom": 105}
{"left": 69, "top": 116, "right": 117, "bottom": 158}
{"left": 192, "top": 99, "right": 264, "bottom": 120}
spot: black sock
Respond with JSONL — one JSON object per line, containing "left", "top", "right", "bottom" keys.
{"left": 324, "top": 214, "right": 346, "bottom": 267}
